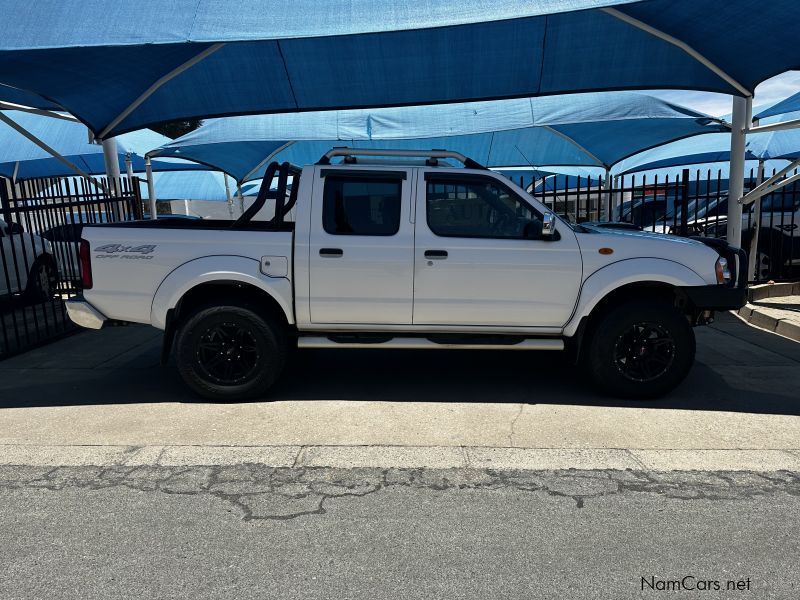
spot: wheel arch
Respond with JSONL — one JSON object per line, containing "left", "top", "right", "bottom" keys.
{"left": 151, "top": 256, "right": 295, "bottom": 331}
{"left": 563, "top": 258, "right": 706, "bottom": 338}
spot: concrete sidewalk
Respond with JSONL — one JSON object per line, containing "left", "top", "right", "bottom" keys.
{"left": 737, "top": 281, "right": 800, "bottom": 341}
{"left": 1, "top": 313, "right": 798, "bottom": 471}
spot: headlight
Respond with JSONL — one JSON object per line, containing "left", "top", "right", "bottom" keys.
{"left": 715, "top": 257, "right": 731, "bottom": 284}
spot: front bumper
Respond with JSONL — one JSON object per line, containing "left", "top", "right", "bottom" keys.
{"left": 680, "top": 285, "right": 747, "bottom": 311}
{"left": 65, "top": 296, "right": 107, "bottom": 330}
{"left": 683, "top": 239, "right": 749, "bottom": 311}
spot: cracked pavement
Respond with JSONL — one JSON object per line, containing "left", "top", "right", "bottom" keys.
{"left": 1, "top": 465, "right": 799, "bottom": 599}
{"left": 2, "top": 465, "right": 799, "bottom": 520}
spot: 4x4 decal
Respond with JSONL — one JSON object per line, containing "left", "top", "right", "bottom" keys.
{"left": 95, "top": 244, "right": 157, "bottom": 254}
{"left": 94, "top": 244, "right": 157, "bottom": 260}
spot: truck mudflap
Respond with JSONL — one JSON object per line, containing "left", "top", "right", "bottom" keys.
{"left": 683, "top": 238, "right": 748, "bottom": 310}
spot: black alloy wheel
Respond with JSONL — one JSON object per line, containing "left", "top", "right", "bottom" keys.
{"left": 195, "top": 322, "right": 261, "bottom": 385}
{"left": 585, "top": 300, "right": 695, "bottom": 399}
{"left": 175, "top": 304, "right": 287, "bottom": 401}
{"left": 613, "top": 322, "right": 676, "bottom": 383}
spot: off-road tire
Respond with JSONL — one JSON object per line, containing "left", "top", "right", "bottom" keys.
{"left": 175, "top": 304, "right": 287, "bottom": 401}
{"left": 585, "top": 300, "right": 695, "bottom": 399}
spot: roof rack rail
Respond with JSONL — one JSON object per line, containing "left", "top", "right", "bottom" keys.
{"left": 316, "top": 147, "right": 486, "bottom": 170}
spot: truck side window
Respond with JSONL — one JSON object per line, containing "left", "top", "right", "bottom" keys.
{"left": 322, "top": 176, "right": 402, "bottom": 236}
{"left": 426, "top": 176, "right": 541, "bottom": 239}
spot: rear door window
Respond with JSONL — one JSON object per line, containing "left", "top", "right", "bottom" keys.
{"left": 322, "top": 176, "right": 402, "bottom": 236}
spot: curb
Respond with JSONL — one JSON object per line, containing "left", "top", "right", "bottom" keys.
{"left": 736, "top": 304, "right": 800, "bottom": 342}
{"left": 747, "top": 281, "right": 800, "bottom": 302}
{"left": 2, "top": 444, "right": 799, "bottom": 472}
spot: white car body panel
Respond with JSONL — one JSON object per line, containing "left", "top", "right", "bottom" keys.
{"left": 306, "top": 165, "right": 416, "bottom": 325}
{"left": 83, "top": 227, "right": 293, "bottom": 326}
{"left": 150, "top": 255, "right": 294, "bottom": 330}
{"left": 412, "top": 169, "right": 583, "bottom": 328}
{"left": 562, "top": 258, "right": 708, "bottom": 337}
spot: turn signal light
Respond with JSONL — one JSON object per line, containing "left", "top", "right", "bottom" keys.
{"left": 79, "top": 239, "right": 93, "bottom": 289}
{"left": 715, "top": 257, "right": 731, "bottom": 284}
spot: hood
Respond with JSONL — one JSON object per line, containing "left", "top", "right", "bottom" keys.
{"left": 575, "top": 224, "right": 721, "bottom": 285}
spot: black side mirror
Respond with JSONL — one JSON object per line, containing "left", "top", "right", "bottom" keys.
{"left": 523, "top": 219, "right": 544, "bottom": 239}
{"left": 8, "top": 222, "right": 23, "bottom": 235}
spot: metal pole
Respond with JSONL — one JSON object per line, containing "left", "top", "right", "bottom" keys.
{"left": 101, "top": 137, "right": 122, "bottom": 193}
{"left": 223, "top": 174, "right": 234, "bottom": 218}
{"left": 237, "top": 184, "right": 244, "bottom": 217}
{"left": 145, "top": 156, "right": 157, "bottom": 220}
{"left": 727, "top": 95, "right": 752, "bottom": 249}
{"left": 102, "top": 137, "right": 124, "bottom": 221}
{"left": 124, "top": 153, "right": 134, "bottom": 179}
{"left": 602, "top": 167, "right": 611, "bottom": 221}
{"left": 747, "top": 159, "right": 765, "bottom": 280}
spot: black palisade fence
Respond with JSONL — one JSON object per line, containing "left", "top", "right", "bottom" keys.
{"left": 0, "top": 175, "right": 143, "bottom": 358}
{"left": 512, "top": 166, "right": 799, "bottom": 283}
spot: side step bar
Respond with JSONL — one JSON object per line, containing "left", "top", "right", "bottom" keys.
{"left": 298, "top": 336, "right": 564, "bottom": 351}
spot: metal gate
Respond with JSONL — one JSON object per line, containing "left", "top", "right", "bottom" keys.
{"left": 0, "top": 175, "right": 142, "bottom": 358}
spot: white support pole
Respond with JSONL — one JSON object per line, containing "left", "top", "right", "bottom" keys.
{"left": 237, "top": 184, "right": 244, "bottom": 217}
{"left": 741, "top": 157, "right": 800, "bottom": 204}
{"left": 223, "top": 173, "right": 234, "bottom": 218}
{"left": 124, "top": 153, "right": 134, "bottom": 179}
{"left": 746, "top": 116, "right": 800, "bottom": 135}
{"left": 747, "top": 159, "right": 765, "bottom": 280}
{"left": 603, "top": 167, "right": 611, "bottom": 221}
{"left": 145, "top": 156, "right": 157, "bottom": 220}
{"left": 726, "top": 96, "right": 752, "bottom": 249}
{"left": 102, "top": 137, "right": 123, "bottom": 221}
{"left": 102, "top": 138, "right": 121, "bottom": 188}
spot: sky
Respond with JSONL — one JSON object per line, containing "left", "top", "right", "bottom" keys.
{"left": 645, "top": 71, "right": 800, "bottom": 118}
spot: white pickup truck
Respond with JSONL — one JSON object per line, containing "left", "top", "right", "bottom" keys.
{"left": 66, "top": 149, "right": 747, "bottom": 400}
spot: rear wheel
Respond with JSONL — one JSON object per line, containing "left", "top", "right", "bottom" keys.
{"left": 175, "top": 304, "right": 287, "bottom": 401}
{"left": 585, "top": 301, "right": 695, "bottom": 399}
{"left": 24, "top": 257, "right": 57, "bottom": 302}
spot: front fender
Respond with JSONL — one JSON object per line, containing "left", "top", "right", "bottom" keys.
{"left": 150, "top": 255, "right": 294, "bottom": 330}
{"left": 562, "top": 258, "right": 706, "bottom": 337}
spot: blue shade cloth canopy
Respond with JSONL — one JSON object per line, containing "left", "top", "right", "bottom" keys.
{"left": 0, "top": 84, "right": 62, "bottom": 111}
{"left": 614, "top": 112, "right": 800, "bottom": 175}
{"left": 141, "top": 171, "right": 232, "bottom": 202}
{"left": 152, "top": 92, "right": 725, "bottom": 182}
{"left": 0, "top": 110, "right": 204, "bottom": 179}
{"left": 753, "top": 90, "right": 800, "bottom": 121}
{"left": 1, "top": 0, "right": 799, "bottom": 138}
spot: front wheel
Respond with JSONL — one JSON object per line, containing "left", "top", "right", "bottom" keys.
{"left": 585, "top": 301, "right": 695, "bottom": 399}
{"left": 175, "top": 304, "right": 287, "bottom": 401}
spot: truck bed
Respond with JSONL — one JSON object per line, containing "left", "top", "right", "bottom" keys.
{"left": 81, "top": 223, "right": 294, "bottom": 326}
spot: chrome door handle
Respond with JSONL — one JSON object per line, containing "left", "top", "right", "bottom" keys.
{"left": 319, "top": 248, "right": 343, "bottom": 257}
{"left": 424, "top": 250, "right": 448, "bottom": 259}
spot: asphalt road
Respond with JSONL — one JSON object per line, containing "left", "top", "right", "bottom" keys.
{"left": 1, "top": 465, "right": 798, "bottom": 600}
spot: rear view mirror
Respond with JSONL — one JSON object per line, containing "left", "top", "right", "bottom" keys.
{"left": 542, "top": 212, "right": 556, "bottom": 237}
